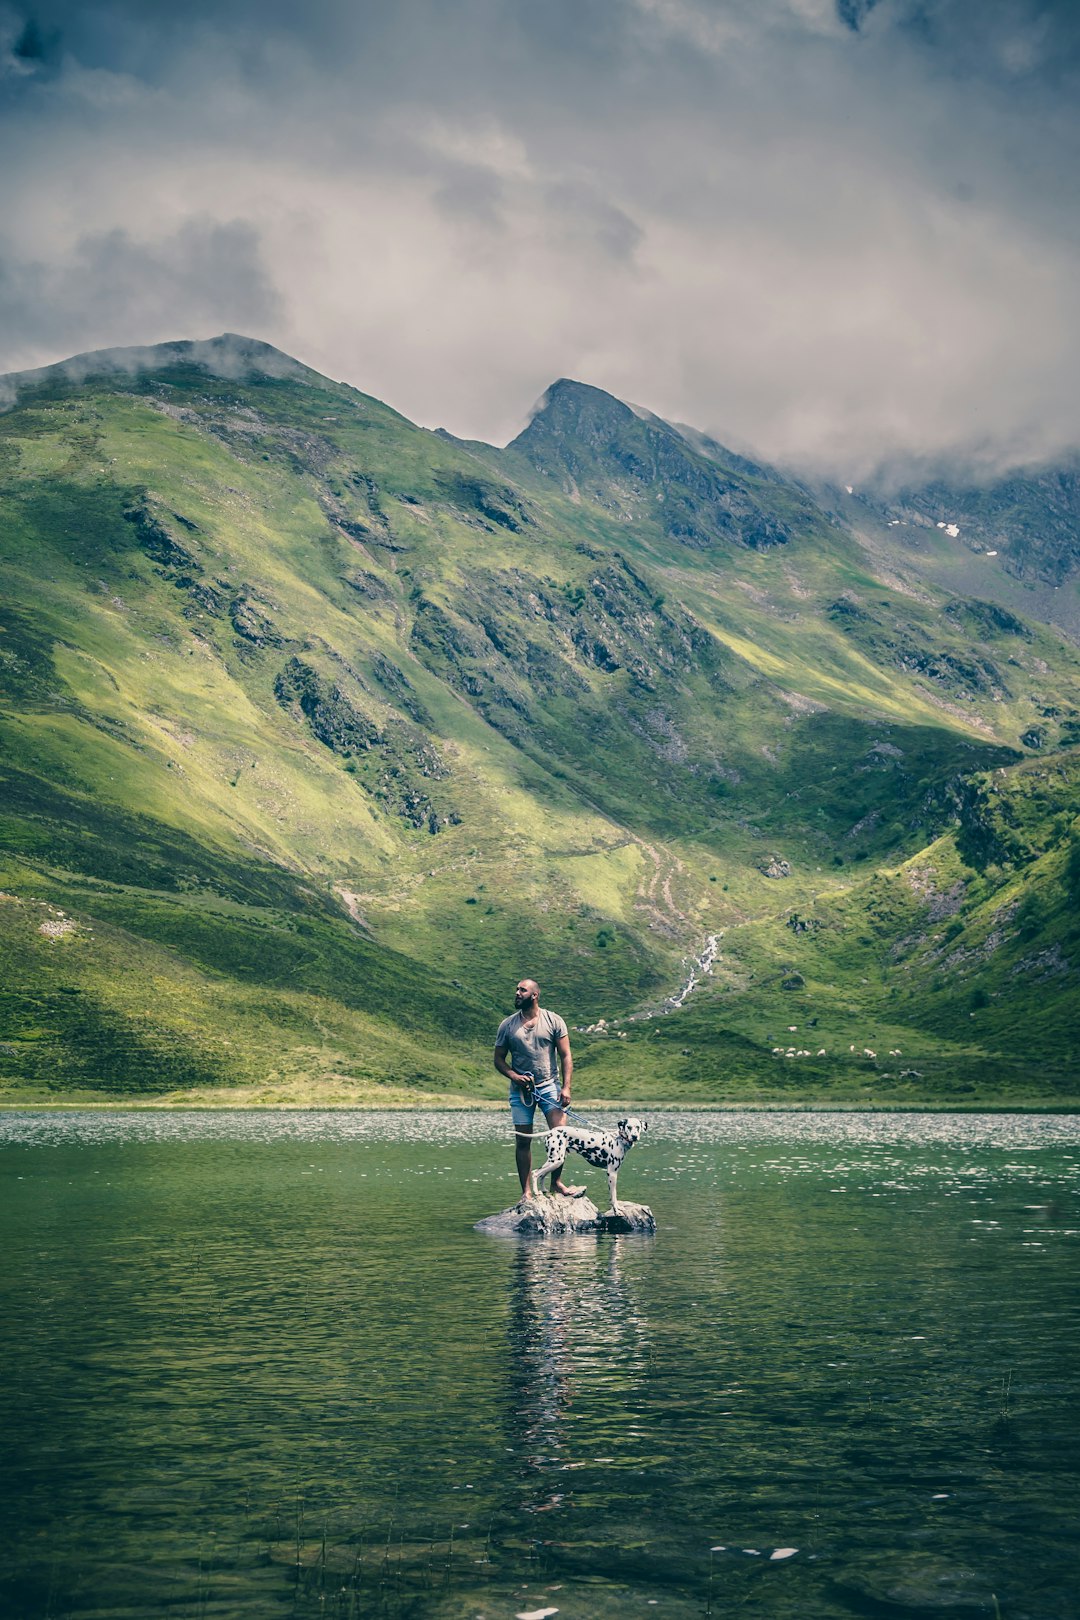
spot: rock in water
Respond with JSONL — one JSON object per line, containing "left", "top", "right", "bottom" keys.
{"left": 597, "top": 1203, "right": 656, "bottom": 1233}
{"left": 475, "top": 1195, "right": 656, "bottom": 1235}
{"left": 475, "top": 1193, "right": 602, "bottom": 1235}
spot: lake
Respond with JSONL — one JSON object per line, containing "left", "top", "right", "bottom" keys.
{"left": 2, "top": 1110, "right": 1079, "bottom": 1619}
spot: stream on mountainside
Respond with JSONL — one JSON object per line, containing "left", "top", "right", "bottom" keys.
{"left": 664, "top": 931, "right": 722, "bottom": 1009}
{"left": 2, "top": 1109, "right": 1079, "bottom": 1620}
{"left": 579, "top": 931, "right": 723, "bottom": 1034}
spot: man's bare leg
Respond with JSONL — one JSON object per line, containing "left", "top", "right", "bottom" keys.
{"left": 515, "top": 1121, "right": 535, "bottom": 1198}
{"left": 543, "top": 1105, "right": 585, "bottom": 1197}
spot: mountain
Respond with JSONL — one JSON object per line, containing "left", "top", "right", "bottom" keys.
{"left": 1, "top": 337, "right": 1078, "bottom": 1105}
{"left": 831, "top": 458, "right": 1080, "bottom": 643}
{"left": 502, "top": 377, "right": 813, "bottom": 553}
{"left": 872, "top": 460, "right": 1080, "bottom": 587}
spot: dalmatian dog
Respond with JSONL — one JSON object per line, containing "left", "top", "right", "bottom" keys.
{"left": 531, "top": 1117, "right": 648, "bottom": 1212}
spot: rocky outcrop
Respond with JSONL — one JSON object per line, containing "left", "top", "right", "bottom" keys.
{"left": 274, "top": 656, "right": 382, "bottom": 753}
{"left": 435, "top": 469, "right": 529, "bottom": 532}
{"left": 230, "top": 593, "right": 282, "bottom": 647}
{"left": 274, "top": 656, "right": 457, "bottom": 830}
{"left": 124, "top": 499, "right": 202, "bottom": 572}
{"left": 829, "top": 595, "right": 1012, "bottom": 701}
{"left": 475, "top": 1195, "right": 656, "bottom": 1236}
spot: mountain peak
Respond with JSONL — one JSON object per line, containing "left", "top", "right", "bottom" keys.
{"left": 513, "top": 378, "right": 636, "bottom": 450}
{"left": 505, "top": 372, "right": 804, "bottom": 552}
{"left": 0, "top": 333, "right": 312, "bottom": 404}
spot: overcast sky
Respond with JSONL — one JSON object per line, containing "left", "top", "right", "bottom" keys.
{"left": 1, "top": 0, "right": 1078, "bottom": 480}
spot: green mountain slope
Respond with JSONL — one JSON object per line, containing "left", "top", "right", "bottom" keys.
{"left": 2, "top": 336, "right": 1078, "bottom": 1103}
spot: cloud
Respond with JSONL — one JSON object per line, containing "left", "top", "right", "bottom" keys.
{"left": 0, "top": 218, "right": 281, "bottom": 361}
{"left": 0, "top": 0, "right": 1078, "bottom": 480}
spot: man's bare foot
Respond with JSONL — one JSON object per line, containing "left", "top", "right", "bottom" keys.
{"left": 554, "top": 1184, "right": 586, "bottom": 1198}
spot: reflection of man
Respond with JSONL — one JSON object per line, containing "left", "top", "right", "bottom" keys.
{"left": 494, "top": 978, "right": 583, "bottom": 1199}
{"left": 504, "top": 1237, "right": 651, "bottom": 1519}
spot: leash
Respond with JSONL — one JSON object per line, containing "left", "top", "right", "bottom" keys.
{"left": 509, "top": 1079, "right": 604, "bottom": 1137}
{"left": 428, "top": 1076, "right": 607, "bottom": 1137}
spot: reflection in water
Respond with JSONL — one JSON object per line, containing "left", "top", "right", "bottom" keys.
{"left": 506, "top": 1234, "right": 653, "bottom": 1516}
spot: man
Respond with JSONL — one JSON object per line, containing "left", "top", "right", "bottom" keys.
{"left": 494, "top": 978, "right": 583, "bottom": 1199}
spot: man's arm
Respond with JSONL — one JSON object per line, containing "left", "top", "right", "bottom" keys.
{"left": 556, "top": 1032, "right": 573, "bottom": 1107}
{"left": 494, "top": 1043, "right": 532, "bottom": 1089}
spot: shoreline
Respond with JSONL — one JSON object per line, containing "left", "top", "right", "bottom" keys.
{"left": 2, "top": 1097, "right": 1079, "bottom": 1115}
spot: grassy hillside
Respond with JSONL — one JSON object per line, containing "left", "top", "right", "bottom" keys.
{"left": 580, "top": 753, "right": 1080, "bottom": 1108}
{"left": 1, "top": 336, "right": 1078, "bottom": 1103}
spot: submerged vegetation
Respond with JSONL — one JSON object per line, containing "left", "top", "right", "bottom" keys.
{"left": 1, "top": 336, "right": 1078, "bottom": 1104}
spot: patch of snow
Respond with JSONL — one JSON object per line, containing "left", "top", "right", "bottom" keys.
{"left": 944, "top": 523, "right": 960, "bottom": 537}
{"left": 986, "top": 549, "right": 997, "bottom": 556}
{"left": 845, "top": 485, "right": 853, "bottom": 494}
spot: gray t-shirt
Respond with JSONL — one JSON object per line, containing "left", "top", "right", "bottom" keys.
{"left": 495, "top": 1008, "right": 568, "bottom": 1084}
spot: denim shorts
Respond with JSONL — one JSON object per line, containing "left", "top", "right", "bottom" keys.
{"left": 509, "top": 1076, "right": 562, "bottom": 1128}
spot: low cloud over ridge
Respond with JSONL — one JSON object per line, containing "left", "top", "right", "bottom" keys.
{"left": 1, "top": 0, "right": 1078, "bottom": 482}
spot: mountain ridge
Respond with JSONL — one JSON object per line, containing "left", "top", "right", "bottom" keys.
{"left": 9, "top": 334, "right": 1078, "bottom": 590}
{"left": 0, "top": 333, "right": 316, "bottom": 398}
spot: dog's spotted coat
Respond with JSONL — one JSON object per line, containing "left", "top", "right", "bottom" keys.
{"left": 531, "top": 1116, "right": 648, "bottom": 1210}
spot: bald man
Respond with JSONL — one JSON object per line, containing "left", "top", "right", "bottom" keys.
{"left": 494, "top": 977, "right": 582, "bottom": 1198}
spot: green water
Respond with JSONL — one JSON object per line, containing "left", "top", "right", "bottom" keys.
{"left": 2, "top": 1111, "right": 1079, "bottom": 1620}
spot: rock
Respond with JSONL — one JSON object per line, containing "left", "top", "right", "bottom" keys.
{"left": 475, "top": 1195, "right": 656, "bottom": 1236}
{"left": 596, "top": 1202, "right": 656, "bottom": 1233}
{"left": 475, "top": 1194, "right": 602, "bottom": 1235}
